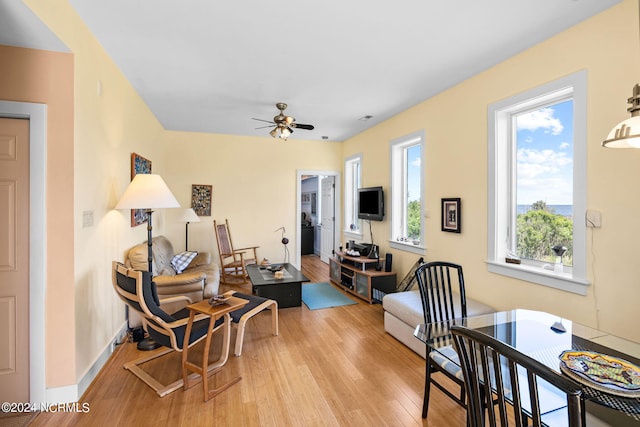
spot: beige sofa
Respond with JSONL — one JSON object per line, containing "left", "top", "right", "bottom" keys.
{"left": 126, "top": 236, "right": 220, "bottom": 304}
{"left": 382, "top": 289, "right": 495, "bottom": 358}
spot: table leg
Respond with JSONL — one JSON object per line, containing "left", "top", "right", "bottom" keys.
{"left": 181, "top": 309, "right": 197, "bottom": 390}
{"left": 201, "top": 313, "right": 241, "bottom": 401}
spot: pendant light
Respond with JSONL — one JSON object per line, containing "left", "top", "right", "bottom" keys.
{"left": 601, "top": 84, "right": 640, "bottom": 148}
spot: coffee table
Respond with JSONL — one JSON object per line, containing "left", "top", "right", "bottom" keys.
{"left": 246, "top": 263, "right": 309, "bottom": 308}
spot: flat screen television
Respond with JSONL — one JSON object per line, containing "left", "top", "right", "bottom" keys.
{"left": 357, "top": 186, "right": 384, "bottom": 221}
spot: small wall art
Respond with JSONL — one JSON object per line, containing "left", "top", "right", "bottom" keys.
{"left": 441, "top": 198, "right": 461, "bottom": 233}
{"left": 191, "top": 184, "right": 212, "bottom": 216}
{"left": 130, "top": 152, "right": 152, "bottom": 227}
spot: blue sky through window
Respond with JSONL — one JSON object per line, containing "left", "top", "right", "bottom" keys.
{"left": 407, "top": 144, "right": 421, "bottom": 202}
{"left": 516, "top": 99, "right": 573, "bottom": 206}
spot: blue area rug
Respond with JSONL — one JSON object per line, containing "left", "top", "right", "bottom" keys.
{"left": 302, "top": 282, "right": 357, "bottom": 310}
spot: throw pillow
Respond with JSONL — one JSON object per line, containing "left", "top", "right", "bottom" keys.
{"left": 171, "top": 251, "right": 198, "bottom": 274}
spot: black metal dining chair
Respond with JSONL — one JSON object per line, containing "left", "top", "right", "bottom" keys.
{"left": 414, "top": 261, "right": 468, "bottom": 418}
{"left": 451, "top": 325, "right": 585, "bottom": 427}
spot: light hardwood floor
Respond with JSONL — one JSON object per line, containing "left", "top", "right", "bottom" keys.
{"left": 31, "top": 255, "right": 466, "bottom": 427}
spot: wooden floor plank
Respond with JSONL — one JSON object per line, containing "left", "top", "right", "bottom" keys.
{"left": 31, "top": 255, "right": 466, "bottom": 427}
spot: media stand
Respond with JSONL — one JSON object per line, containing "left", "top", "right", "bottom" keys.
{"left": 329, "top": 251, "right": 396, "bottom": 304}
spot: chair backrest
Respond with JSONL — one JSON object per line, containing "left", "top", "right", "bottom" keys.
{"left": 414, "top": 261, "right": 467, "bottom": 324}
{"left": 450, "top": 325, "right": 584, "bottom": 427}
{"left": 214, "top": 219, "right": 234, "bottom": 257}
{"left": 111, "top": 261, "right": 187, "bottom": 350}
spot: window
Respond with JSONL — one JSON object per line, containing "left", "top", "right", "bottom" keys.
{"left": 390, "top": 131, "right": 424, "bottom": 253}
{"left": 344, "top": 154, "right": 362, "bottom": 235}
{"left": 488, "top": 71, "right": 588, "bottom": 294}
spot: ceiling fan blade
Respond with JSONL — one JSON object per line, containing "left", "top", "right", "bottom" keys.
{"left": 252, "top": 117, "right": 275, "bottom": 124}
{"left": 293, "top": 123, "right": 314, "bottom": 130}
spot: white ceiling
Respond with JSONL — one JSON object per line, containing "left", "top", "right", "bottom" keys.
{"left": 2, "top": 0, "right": 622, "bottom": 142}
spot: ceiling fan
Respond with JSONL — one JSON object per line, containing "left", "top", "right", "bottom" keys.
{"left": 252, "top": 103, "right": 315, "bottom": 140}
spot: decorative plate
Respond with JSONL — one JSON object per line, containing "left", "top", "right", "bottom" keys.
{"left": 559, "top": 350, "right": 640, "bottom": 397}
{"left": 208, "top": 295, "right": 230, "bottom": 307}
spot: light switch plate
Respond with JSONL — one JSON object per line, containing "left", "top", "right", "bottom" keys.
{"left": 82, "top": 210, "right": 94, "bottom": 228}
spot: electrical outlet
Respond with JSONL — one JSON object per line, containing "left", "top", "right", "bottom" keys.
{"left": 586, "top": 210, "right": 601, "bottom": 228}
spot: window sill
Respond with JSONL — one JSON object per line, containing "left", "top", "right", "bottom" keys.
{"left": 486, "top": 260, "right": 590, "bottom": 295}
{"left": 389, "top": 240, "right": 425, "bottom": 255}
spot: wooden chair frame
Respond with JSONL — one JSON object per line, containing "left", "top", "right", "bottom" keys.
{"left": 451, "top": 325, "right": 585, "bottom": 427}
{"left": 223, "top": 290, "right": 279, "bottom": 356}
{"left": 214, "top": 219, "right": 259, "bottom": 285}
{"left": 111, "top": 261, "right": 232, "bottom": 397}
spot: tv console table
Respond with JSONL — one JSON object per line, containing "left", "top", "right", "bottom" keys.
{"left": 329, "top": 251, "right": 396, "bottom": 304}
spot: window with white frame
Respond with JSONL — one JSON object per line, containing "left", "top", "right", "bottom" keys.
{"left": 390, "top": 131, "right": 424, "bottom": 253}
{"left": 487, "top": 71, "right": 588, "bottom": 295}
{"left": 344, "top": 154, "right": 362, "bottom": 235}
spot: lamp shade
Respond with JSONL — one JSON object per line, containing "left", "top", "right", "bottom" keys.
{"left": 177, "top": 208, "right": 201, "bottom": 223}
{"left": 115, "top": 174, "right": 180, "bottom": 210}
{"left": 601, "top": 115, "right": 640, "bottom": 148}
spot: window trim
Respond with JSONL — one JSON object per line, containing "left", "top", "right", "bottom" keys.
{"left": 487, "top": 70, "right": 589, "bottom": 295}
{"left": 389, "top": 130, "right": 426, "bottom": 254}
{"left": 343, "top": 153, "right": 363, "bottom": 239}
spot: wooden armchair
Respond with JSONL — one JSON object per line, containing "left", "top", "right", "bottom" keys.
{"left": 214, "top": 219, "right": 259, "bottom": 285}
{"left": 111, "top": 261, "right": 237, "bottom": 398}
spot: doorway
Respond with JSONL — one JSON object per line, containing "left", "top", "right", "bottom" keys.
{"left": 295, "top": 170, "right": 340, "bottom": 268}
{"left": 0, "top": 101, "right": 47, "bottom": 404}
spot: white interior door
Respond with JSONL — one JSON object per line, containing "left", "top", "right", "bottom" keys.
{"left": 0, "top": 117, "right": 30, "bottom": 401}
{"left": 320, "top": 176, "right": 335, "bottom": 263}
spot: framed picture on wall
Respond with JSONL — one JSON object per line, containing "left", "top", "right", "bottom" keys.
{"left": 191, "top": 184, "right": 212, "bottom": 216}
{"left": 441, "top": 198, "right": 461, "bottom": 233}
{"left": 130, "top": 152, "right": 152, "bottom": 227}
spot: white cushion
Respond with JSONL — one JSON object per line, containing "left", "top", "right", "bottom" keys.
{"left": 171, "top": 251, "right": 198, "bottom": 274}
{"left": 383, "top": 289, "right": 495, "bottom": 326}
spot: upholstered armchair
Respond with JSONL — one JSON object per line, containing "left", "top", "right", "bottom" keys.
{"left": 126, "top": 236, "right": 220, "bottom": 319}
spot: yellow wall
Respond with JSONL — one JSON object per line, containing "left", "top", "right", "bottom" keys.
{"left": 343, "top": 0, "right": 640, "bottom": 341}
{"left": 162, "top": 131, "right": 343, "bottom": 261}
{"left": 12, "top": 0, "right": 640, "bottom": 399}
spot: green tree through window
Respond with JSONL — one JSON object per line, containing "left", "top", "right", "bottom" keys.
{"left": 516, "top": 200, "right": 573, "bottom": 265}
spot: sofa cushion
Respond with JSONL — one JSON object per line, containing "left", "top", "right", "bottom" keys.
{"left": 127, "top": 236, "right": 175, "bottom": 276}
{"left": 382, "top": 289, "right": 495, "bottom": 327}
{"left": 383, "top": 289, "right": 424, "bottom": 330}
{"left": 171, "top": 251, "right": 198, "bottom": 274}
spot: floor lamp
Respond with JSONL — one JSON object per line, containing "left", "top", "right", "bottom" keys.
{"left": 115, "top": 173, "right": 180, "bottom": 350}
{"left": 177, "top": 208, "right": 200, "bottom": 251}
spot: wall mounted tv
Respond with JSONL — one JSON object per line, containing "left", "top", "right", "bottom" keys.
{"left": 357, "top": 186, "right": 384, "bottom": 221}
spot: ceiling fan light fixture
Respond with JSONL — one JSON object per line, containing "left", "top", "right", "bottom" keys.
{"left": 253, "top": 103, "right": 315, "bottom": 140}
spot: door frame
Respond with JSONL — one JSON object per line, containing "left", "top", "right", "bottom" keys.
{"left": 0, "top": 100, "right": 47, "bottom": 404}
{"left": 295, "top": 169, "right": 341, "bottom": 268}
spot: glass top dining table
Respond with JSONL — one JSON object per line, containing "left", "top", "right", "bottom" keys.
{"left": 414, "top": 309, "right": 640, "bottom": 426}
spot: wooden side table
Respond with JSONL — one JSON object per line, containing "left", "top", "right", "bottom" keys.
{"left": 181, "top": 296, "right": 248, "bottom": 401}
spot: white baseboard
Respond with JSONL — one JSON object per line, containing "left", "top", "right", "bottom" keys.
{"left": 45, "top": 322, "right": 128, "bottom": 404}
